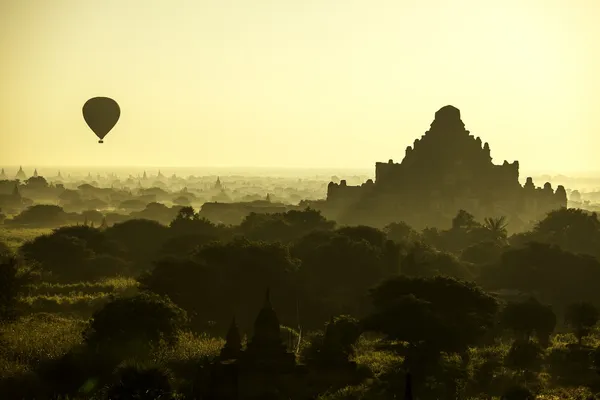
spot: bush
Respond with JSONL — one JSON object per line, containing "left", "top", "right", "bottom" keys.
{"left": 502, "top": 385, "right": 535, "bottom": 400}
{"left": 0, "top": 241, "right": 12, "bottom": 256}
{"left": 547, "top": 345, "right": 596, "bottom": 386}
{"left": 104, "top": 362, "right": 174, "bottom": 400}
{"left": 0, "top": 257, "right": 31, "bottom": 323}
{"left": 84, "top": 292, "right": 188, "bottom": 357}
{"left": 505, "top": 340, "right": 544, "bottom": 373}
{"left": 85, "top": 254, "right": 130, "bottom": 280}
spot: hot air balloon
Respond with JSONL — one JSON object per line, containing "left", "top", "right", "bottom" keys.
{"left": 82, "top": 97, "right": 120, "bottom": 143}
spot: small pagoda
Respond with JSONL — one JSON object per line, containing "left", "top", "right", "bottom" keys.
{"left": 240, "top": 289, "right": 296, "bottom": 371}
{"left": 204, "top": 289, "right": 300, "bottom": 399}
{"left": 15, "top": 166, "right": 26, "bottom": 180}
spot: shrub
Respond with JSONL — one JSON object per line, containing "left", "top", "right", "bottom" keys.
{"left": 84, "top": 292, "right": 188, "bottom": 356}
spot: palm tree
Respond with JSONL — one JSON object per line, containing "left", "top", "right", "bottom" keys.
{"left": 483, "top": 216, "right": 508, "bottom": 241}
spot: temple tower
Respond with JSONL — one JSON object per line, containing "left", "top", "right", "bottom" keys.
{"left": 220, "top": 318, "right": 243, "bottom": 361}
{"left": 241, "top": 288, "right": 295, "bottom": 371}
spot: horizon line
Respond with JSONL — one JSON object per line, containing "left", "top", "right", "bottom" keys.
{"left": 1, "top": 164, "right": 599, "bottom": 178}
{"left": 0, "top": 164, "right": 375, "bottom": 171}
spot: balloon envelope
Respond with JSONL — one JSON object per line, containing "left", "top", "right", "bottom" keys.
{"left": 82, "top": 97, "right": 120, "bottom": 143}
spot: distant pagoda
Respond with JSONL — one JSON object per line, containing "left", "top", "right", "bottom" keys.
{"left": 15, "top": 166, "right": 26, "bottom": 180}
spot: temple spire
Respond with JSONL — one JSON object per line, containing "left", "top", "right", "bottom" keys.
{"left": 16, "top": 166, "right": 26, "bottom": 180}
{"left": 220, "top": 317, "right": 242, "bottom": 360}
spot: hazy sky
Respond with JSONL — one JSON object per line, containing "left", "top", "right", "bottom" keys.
{"left": 1, "top": 0, "right": 599, "bottom": 173}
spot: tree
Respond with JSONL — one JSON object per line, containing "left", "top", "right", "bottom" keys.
{"left": 139, "top": 258, "right": 213, "bottom": 330}
{"left": 169, "top": 206, "right": 219, "bottom": 237}
{"left": 505, "top": 340, "right": 544, "bottom": 373}
{"left": 85, "top": 292, "right": 187, "bottom": 356}
{"left": 482, "top": 216, "right": 508, "bottom": 242}
{"left": 158, "top": 233, "right": 217, "bottom": 258}
{"left": 25, "top": 175, "right": 49, "bottom": 189}
{"left": 452, "top": 209, "right": 479, "bottom": 231}
{"left": 442, "top": 210, "right": 484, "bottom": 252}
{"left": 52, "top": 225, "right": 123, "bottom": 257}
{"left": 80, "top": 209, "right": 104, "bottom": 226}
{"left": 401, "top": 242, "right": 472, "bottom": 279}
{"left": 105, "top": 363, "right": 173, "bottom": 400}
{"left": 501, "top": 386, "right": 535, "bottom": 400}
{"left": 384, "top": 221, "right": 420, "bottom": 244}
{"left": 303, "top": 315, "right": 362, "bottom": 369}
{"left": 5, "top": 205, "right": 68, "bottom": 227}
{"left": 141, "top": 238, "right": 300, "bottom": 333}
{"left": 0, "top": 240, "right": 11, "bottom": 256}
{"left": 174, "top": 206, "right": 195, "bottom": 220}
{"left": 565, "top": 301, "right": 599, "bottom": 347}
{"left": 363, "top": 275, "right": 498, "bottom": 354}
{"left": 480, "top": 242, "right": 600, "bottom": 309}
{"left": 117, "top": 199, "right": 147, "bottom": 212}
{"left": 173, "top": 195, "right": 191, "bottom": 206}
{"left": 19, "top": 234, "right": 94, "bottom": 281}
{"left": 240, "top": 208, "right": 334, "bottom": 243}
{"left": 292, "top": 230, "right": 393, "bottom": 327}
{"left": 320, "top": 315, "right": 362, "bottom": 365}
{"left": 500, "top": 298, "right": 556, "bottom": 346}
{"left": 0, "top": 257, "right": 29, "bottom": 323}
{"left": 104, "top": 219, "right": 171, "bottom": 273}
{"left": 86, "top": 254, "right": 130, "bottom": 279}
{"left": 460, "top": 241, "right": 505, "bottom": 265}
{"left": 532, "top": 208, "right": 600, "bottom": 258}
{"left": 591, "top": 346, "right": 600, "bottom": 375}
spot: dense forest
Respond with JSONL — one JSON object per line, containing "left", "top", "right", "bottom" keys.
{"left": 2, "top": 205, "right": 600, "bottom": 399}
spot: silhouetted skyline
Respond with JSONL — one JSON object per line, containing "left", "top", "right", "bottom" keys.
{"left": 1, "top": 0, "right": 599, "bottom": 172}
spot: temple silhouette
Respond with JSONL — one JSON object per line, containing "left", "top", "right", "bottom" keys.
{"left": 200, "top": 290, "right": 366, "bottom": 399}
{"left": 313, "top": 105, "right": 567, "bottom": 231}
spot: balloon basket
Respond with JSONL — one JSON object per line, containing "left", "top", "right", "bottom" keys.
{"left": 98, "top": 140, "right": 104, "bottom": 144}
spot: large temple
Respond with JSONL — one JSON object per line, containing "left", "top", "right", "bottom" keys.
{"left": 314, "top": 105, "right": 567, "bottom": 231}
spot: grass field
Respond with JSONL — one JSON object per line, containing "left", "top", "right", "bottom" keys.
{"left": 0, "top": 227, "right": 52, "bottom": 253}
{"left": 1, "top": 227, "right": 139, "bottom": 316}
{"left": 0, "top": 227, "right": 225, "bottom": 384}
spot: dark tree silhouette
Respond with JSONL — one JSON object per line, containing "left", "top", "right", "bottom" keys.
{"left": 0, "top": 257, "right": 28, "bottom": 323}
{"left": 5, "top": 205, "right": 68, "bottom": 227}
{"left": 19, "top": 234, "right": 94, "bottom": 281}
{"left": 565, "top": 301, "right": 599, "bottom": 347}
{"left": 104, "top": 219, "right": 171, "bottom": 273}
{"left": 363, "top": 275, "right": 498, "bottom": 354}
{"left": 500, "top": 298, "right": 556, "bottom": 346}
{"left": 105, "top": 363, "right": 174, "bottom": 400}
{"left": 85, "top": 292, "right": 187, "bottom": 358}
{"left": 141, "top": 237, "right": 299, "bottom": 333}
{"left": 505, "top": 340, "right": 544, "bottom": 373}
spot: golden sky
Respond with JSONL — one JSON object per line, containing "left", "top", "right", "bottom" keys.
{"left": 0, "top": 0, "right": 598, "bottom": 174}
